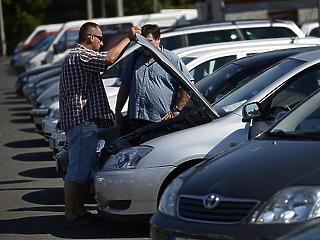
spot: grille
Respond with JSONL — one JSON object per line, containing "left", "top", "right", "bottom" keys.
{"left": 178, "top": 194, "right": 259, "bottom": 223}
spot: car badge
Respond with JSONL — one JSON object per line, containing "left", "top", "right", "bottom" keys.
{"left": 203, "top": 194, "right": 220, "bottom": 209}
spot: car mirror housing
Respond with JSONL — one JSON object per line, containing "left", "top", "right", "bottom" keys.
{"left": 242, "top": 102, "right": 262, "bottom": 122}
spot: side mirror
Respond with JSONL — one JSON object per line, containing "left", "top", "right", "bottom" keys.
{"left": 242, "top": 102, "right": 262, "bottom": 122}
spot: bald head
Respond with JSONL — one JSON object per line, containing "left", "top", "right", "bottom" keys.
{"left": 78, "top": 22, "right": 101, "bottom": 43}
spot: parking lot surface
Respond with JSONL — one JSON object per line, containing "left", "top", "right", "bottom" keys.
{"left": 0, "top": 57, "right": 149, "bottom": 239}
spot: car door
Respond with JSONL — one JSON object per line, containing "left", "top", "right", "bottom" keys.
{"left": 249, "top": 63, "right": 320, "bottom": 138}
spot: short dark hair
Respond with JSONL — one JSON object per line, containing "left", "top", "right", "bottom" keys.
{"left": 78, "top": 22, "right": 101, "bottom": 43}
{"left": 142, "top": 24, "right": 160, "bottom": 40}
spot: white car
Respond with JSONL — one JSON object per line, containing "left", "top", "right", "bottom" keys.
{"left": 300, "top": 21, "right": 320, "bottom": 36}
{"left": 174, "top": 36, "right": 320, "bottom": 81}
{"left": 48, "top": 37, "right": 320, "bottom": 152}
{"left": 94, "top": 35, "right": 320, "bottom": 219}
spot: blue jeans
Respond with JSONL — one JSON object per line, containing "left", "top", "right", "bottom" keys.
{"left": 64, "top": 122, "right": 98, "bottom": 185}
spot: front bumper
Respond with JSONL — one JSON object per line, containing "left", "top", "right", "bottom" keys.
{"left": 48, "top": 131, "right": 66, "bottom": 152}
{"left": 94, "top": 165, "right": 175, "bottom": 216}
{"left": 150, "top": 212, "right": 318, "bottom": 240}
{"left": 30, "top": 108, "right": 49, "bottom": 134}
{"left": 42, "top": 117, "right": 58, "bottom": 139}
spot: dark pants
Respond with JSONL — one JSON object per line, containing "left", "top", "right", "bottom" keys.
{"left": 120, "top": 117, "right": 154, "bottom": 136}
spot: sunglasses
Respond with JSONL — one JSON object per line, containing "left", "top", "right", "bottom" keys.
{"left": 88, "top": 34, "right": 103, "bottom": 42}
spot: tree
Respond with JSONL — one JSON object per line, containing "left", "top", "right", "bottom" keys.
{"left": 3, "top": 0, "right": 51, "bottom": 53}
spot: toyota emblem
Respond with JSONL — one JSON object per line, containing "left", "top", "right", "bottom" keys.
{"left": 203, "top": 194, "right": 220, "bottom": 209}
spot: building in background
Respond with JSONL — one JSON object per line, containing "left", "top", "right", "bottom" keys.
{"left": 196, "top": 0, "right": 319, "bottom": 25}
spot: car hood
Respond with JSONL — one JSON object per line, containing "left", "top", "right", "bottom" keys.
{"left": 180, "top": 139, "right": 320, "bottom": 201}
{"left": 37, "top": 82, "right": 59, "bottom": 103}
{"left": 135, "top": 34, "right": 217, "bottom": 119}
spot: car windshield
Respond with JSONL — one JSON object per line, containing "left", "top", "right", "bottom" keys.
{"left": 267, "top": 91, "right": 320, "bottom": 139}
{"left": 212, "top": 58, "right": 304, "bottom": 117}
{"left": 196, "top": 62, "right": 245, "bottom": 102}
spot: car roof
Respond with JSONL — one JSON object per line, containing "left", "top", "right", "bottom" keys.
{"left": 290, "top": 48, "right": 320, "bottom": 61}
{"left": 173, "top": 37, "right": 320, "bottom": 58}
{"left": 162, "top": 19, "right": 302, "bottom": 36}
{"left": 231, "top": 46, "right": 320, "bottom": 66}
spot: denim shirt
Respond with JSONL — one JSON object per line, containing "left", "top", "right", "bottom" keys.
{"left": 120, "top": 48, "right": 192, "bottom": 122}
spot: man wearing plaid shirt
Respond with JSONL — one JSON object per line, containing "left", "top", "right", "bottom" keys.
{"left": 59, "top": 21, "right": 141, "bottom": 227}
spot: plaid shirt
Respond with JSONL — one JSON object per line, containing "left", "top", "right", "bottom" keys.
{"left": 59, "top": 44, "right": 114, "bottom": 131}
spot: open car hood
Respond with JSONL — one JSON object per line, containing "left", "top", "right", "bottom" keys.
{"left": 135, "top": 34, "right": 218, "bottom": 119}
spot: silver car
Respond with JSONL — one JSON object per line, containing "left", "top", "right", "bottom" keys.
{"left": 94, "top": 35, "right": 320, "bottom": 219}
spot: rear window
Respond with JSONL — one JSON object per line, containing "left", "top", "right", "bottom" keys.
{"left": 161, "top": 35, "right": 185, "bottom": 50}
{"left": 241, "top": 27, "right": 297, "bottom": 40}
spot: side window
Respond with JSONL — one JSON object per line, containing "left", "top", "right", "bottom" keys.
{"left": 55, "top": 33, "right": 66, "bottom": 54}
{"left": 161, "top": 35, "right": 185, "bottom": 50}
{"left": 190, "top": 55, "right": 236, "bottom": 82}
{"left": 241, "top": 27, "right": 297, "bottom": 40}
{"left": 66, "top": 31, "right": 79, "bottom": 49}
{"left": 296, "top": 105, "right": 320, "bottom": 131}
{"left": 269, "top": 66, "right": 320, "bottom": 111}
{"left": 187, "top": 30, "right": 239, "bottom": 46}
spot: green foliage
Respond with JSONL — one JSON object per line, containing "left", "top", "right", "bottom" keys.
{"left": 3, "top": 0, "right": 51, "bottom": 53}
{"left": 4, "top": 0, "right": 197, "bottom": 54}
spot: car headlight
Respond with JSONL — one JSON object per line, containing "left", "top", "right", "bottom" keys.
{"left": 158, "top": 177, "right": 183, "bottom": 216}
{"left": 252, "top": 186, "right": 320, "bottom": 224}
{"left": 101, "top": 146, "right": 153, "bottom": 170}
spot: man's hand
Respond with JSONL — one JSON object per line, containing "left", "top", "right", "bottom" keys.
{"left": 127, "top": 25, "right": 142, "bottom": 41}
{"left": 162, "top": 111, "right": 180, "bottom": 120}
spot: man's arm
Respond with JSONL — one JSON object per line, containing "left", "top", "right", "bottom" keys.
{"left": 115, "top": 84, "right": 130, "bottom": 123}
{"left": 105, "top": 26, "right": 141, "bottom": 65}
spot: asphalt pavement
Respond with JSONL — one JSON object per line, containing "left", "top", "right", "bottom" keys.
{"left": 0, "top": 57, "right": 149, "bottom": 240}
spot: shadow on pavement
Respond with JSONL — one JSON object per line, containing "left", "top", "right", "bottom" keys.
{"left": 0, "top": 179, "right": 33, "bottom": 185}
{"left": 19, "top": 166, "right": 58, "bottom": 179}
{"left": 12, "top": 151, "right": 53, "bottom": 162}
{"left": 10, "top": 118, "right": 32, "bottom": 124}
{"left": 7, "top": 205, "right": 64, "bottom": 213}
{"left": 4, "top": 95, "right": 24, "bottom": 100}
{"left": 3, "top": 91, "right": 18, "bottom": 96}
{"left": 19, "top": 127, "right": 36, "bottom": 133}
{"left": 4, "top": 138, "right": 48, "bottom": 148}
{"left": 22, "top": 188, "right": 64, "bottom": 205}
{"left": 8, "top": 106, "right": 32, "bottom": 111}
{"left": 21, "top": 188, "right": 95, "bottom": 206}
{"left": 1, "top": 100, "right": 29, "bottom": 105}
{"left": 0, "top": 214, "right": 149, "bottom": 239}
{"left": 11, "top": 112, "right": 31, "bottom": 117}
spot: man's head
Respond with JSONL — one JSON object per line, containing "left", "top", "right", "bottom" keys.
{"left": 142, "top": 24, "right": 160, "bottom": 49}
{"left": 78, "top": 22, "right": 103, "bottom": 51}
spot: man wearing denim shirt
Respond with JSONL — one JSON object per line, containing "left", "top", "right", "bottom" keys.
{"left": 115, "top": 24, "right": 193, "bottom": 134}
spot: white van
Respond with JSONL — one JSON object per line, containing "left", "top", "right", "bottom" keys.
{"left": 26, "top": 10, "right": 198, "bottom": 70}
{"left": 22, "top": 23, "right": 63, "bottom": 46}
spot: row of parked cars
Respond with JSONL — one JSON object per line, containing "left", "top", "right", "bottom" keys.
{"left": 14, "top": 17, "right": 320, "bottom": 239}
